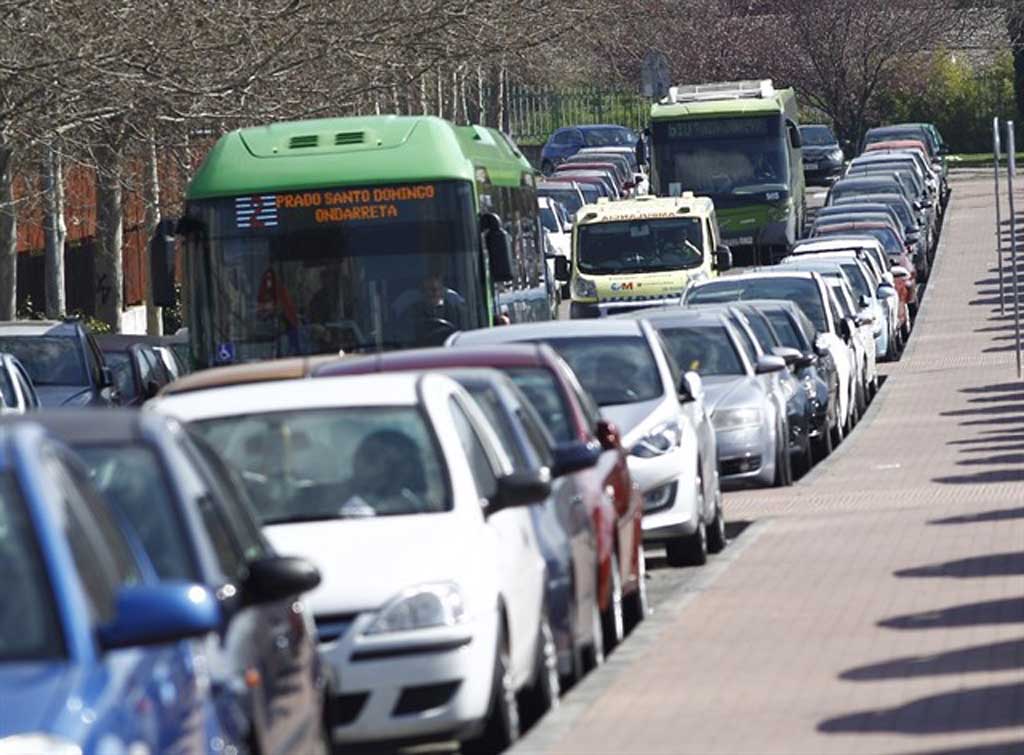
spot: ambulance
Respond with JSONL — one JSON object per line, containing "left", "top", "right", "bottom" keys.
{"left": 558, "top": 193, "right": 733, "bottom": 318}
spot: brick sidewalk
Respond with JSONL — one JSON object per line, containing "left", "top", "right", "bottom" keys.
{"left": 513, "top": 175, "right": 1024, "bottom": 755}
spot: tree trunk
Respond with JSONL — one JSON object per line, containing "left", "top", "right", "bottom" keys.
{"left": 42, "top": 145, "right": 67, "bottom": 319}
{"left": 143, "top": 135, "right": 162, "bottom": 335}
{"left": 0, "top": 142, "right": 16, "bottom": 321}
{"left": 94, "top": 142, "right": 124, "bottom": 331}
{"left": 1011, "top": 10, "right": 1024, "bottom": 132}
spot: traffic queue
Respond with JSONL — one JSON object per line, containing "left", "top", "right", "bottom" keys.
{"left": 0, "top": 96, "right": 946, "bottom": 754}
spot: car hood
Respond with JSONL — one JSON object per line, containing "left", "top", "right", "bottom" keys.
{"left": 803, "top": 145, "right": 839, "bottom": 157}
{"left": 35, "top": 385, "right": 92, "bottom": 407}
{"left": 601, "top": 397, "right": 671, "bottom": 446}
{"left": 701, "top": 375, "right": 764, "bottom": 414}
{"left": 264, "top": 512, "right": 487, "bottom": 615}
{"left": 0, "top": 661, "right": 79, "bottom": 735}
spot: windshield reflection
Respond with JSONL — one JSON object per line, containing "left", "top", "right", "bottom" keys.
{"left": 577, "top": 218, "right": 704, "bottom": 275}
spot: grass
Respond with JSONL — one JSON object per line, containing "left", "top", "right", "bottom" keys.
{"left": 947, "top": 152, "right": 1024, "bottom": 168}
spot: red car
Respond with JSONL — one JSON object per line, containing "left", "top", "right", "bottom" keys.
{"left": 315, "top": 344, "right": 647, "bottom": 652}
{"left": 814, "top": 221, "right": 919, "bottom": 312}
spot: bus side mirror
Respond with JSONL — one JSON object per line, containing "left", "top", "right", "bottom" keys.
{"left": 713, "top": 245, "right": 733, "bottom": 272}
{"left": 150, "top": 217, "right": 178, "bottom": 308}
{"left": 481, "top": 213, "right": 514, "bottom": 283}
{"left": 554, "top": 256, "right": 570, "bottom": 282}
{"left": 788, "top": 123, "right": 802, "bottom": 149}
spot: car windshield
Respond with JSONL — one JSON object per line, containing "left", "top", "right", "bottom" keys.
{"left": 540, "top": 206, "right": 559, "bottom": 232}
{"left": 576, "top": 218, "right": 704, "bottom": 274}
{"left": 652, "top": 115, "right": 789, "bottom": 199}
{"left": 657, "top": 325, "right": 745, "bottom": 376}
{"left": 102, "top": 351, "right": 137, "bottom": 402}
{"left": 544, "top": 336, "right": 662, "bottom": 406}
{"left": 459, "top": 384, "right": 529, "bottom": 470}
{"left": 839, "top": 263, "right": 871, "bottom": 300}
{"left": 539, "top": 189, "right": 583, "bottom": 216}
{"left": 0, "top": 473, "right": 63, "bottom": 660}
{"left": 0, "top": 336, "right": 86, "bottom": 387}
{"left": 816, "top": 225, "right": 903, "bottom": 257}
{"left": 831, "top": 181, "right": 904, "bottom": 204}
{"left": 800, "top": 126, "right": 836, "bottom": 146}
{"left": 847, "top": 195, "right": 916, "bottom": 230}
{"left": 504, "top": 368, "right": 575, "bottom": 444}
{"left": 687, "top": 278, "right": 828, "bottom": 333}
{"left": 763, "top": 311, "right": 807, "bottom": 351}
{"left": 193, "top": 407, "right": 450, "bottom": 524}
{"left": 75, "top": 445, "right": 196, "bottom": 581}
{"left": 583, "top": 127, "right": 636, "bottom": 146}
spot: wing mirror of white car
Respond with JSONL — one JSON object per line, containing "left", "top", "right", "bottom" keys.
{"left": 679, "top": 370, "right": 704, "bottom": 403}
{"left": 877, "top": 283, "right": 896, "bottom": 297}
{"left": 891, "top": 265, "right": 911, "bottom": 279}
{"left": 489, "top": 469, "right": 552, "bottom": 515}
{"left": 771, "top": 346, "right": 801, "bottom": 367}
{"left": 795, "top": 351, "right": 818, "bottom": 368}
{"left": 755, "top": 355, "right": 787, "bottom": 374}
{"left": 858, "top": 294, "right": 872, "bottom": 309}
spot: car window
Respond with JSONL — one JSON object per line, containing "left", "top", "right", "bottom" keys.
{"left": 104, "top": 351, "right": 137, "bottom": 402}
{"left": 449, "top": 397, "right": 499, "bottom": 500}
{"left": 0, "top": 337, "right": 87, "bottom": 387}
{"left": 85, "top": 335, "right": 104, "bottom": 387}
{"left": 138, "top": 347, "right": 160, "bottom": 388}
{"left": 658, "top": 325, "right": 745, "bottom": 376}
{"left": 193, "top": 406, "right": 450, "bottom": 524}
{"left": 75, "top": 443, "right": 196, "bottom": 582}
{"left": 744, "top": 311, "right": 781, "bottom": 350}
{"left": 0, "top": 364, "right": 15, "bottom": 408}
{"left": 13, "top": 364, "right": 37, "bottom": 409}
{"left": 687, "top": 278, "right": 829, "bottom": 334}
{"left": 764, "top": 311, "right": 805, "bottom": 351}
{"left": 545, "top": 336, "right": 663, "bottom": 406}
{"left": 840, "top": 263, "right": 872, "bottom": 300}
{"left": 506, "top": 367, "right": 575, "bottom": 444}
{"left": 515, "top": 403, "right": 555, "bottom": 468}
{"left": 459, "top": 384, "right": 531, "bottom": 471}
{"left": 0, "top": 472, "right": 64, "bottom": 660}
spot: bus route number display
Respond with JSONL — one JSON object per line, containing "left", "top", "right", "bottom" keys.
{"left": 235, "top": 184, "right": 437, "bottom": 231}
{"left": 666, "top": 117, "right": 774, "bottom": 140}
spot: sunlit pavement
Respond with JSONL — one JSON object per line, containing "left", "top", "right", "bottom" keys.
{"left": 514, "top": 172, "right": 1024, "bottom": 755}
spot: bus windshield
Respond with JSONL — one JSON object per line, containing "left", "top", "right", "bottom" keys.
{"left": 185, "top": 180, "right": 485, "bottom": 365}
{"left": 652, "top": 116, "right": 790, "bottom": 201}
{"left": 576, "top": 217, "right": 704, "bottom": 275}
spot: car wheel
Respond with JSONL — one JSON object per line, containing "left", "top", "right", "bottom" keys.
{"left": 623, "top": 547, "right": 648, "bottom": 631}
{"left": 601, "top": 551, "right": 624, "bottom": 654}
{"left": 520, "top": 609, "right": 560, "bottom": 726}
{"left": 773, "top": 426, "right": 793, "bottom": 487}
{"left": 707, "top": 502, "right": 728, "bottom": 554}
{"left": 794, "top": 434, "right": 814, "bottom": 478}
{"left": 666, "top": 465, "right": 708, "bottom": 566}
{"left": 813, "top": 419, "right": 833, "bottom": 462}
{"left": 462, "top": 625, "right": 520, "bottom": 755}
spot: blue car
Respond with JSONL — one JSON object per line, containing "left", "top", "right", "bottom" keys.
{"left": 17, "top": 410, "right": 328, "bottom": 755}
{"left": 540, "top": 124, "right": 637, "bottom": 176}
{"left": 0, "top": 422, "right": 225, "bottom": 754}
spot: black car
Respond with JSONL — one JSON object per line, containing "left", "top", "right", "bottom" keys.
{"left": 0, "top": 319, "right": 118, "bottom": 407}
{"left": 799, "top": 124, "right": 845, "bottom": 184}
{"left": 96, "top": 334, "right": 175, "bottom": 406}
{"left": 741, "top": 299, "right": 839, "bottom": 462}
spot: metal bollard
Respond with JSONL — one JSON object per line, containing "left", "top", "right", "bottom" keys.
{"left": 994, "top": 117, "right": 1005, "bottom": 314}
{"left": 1007, "top": 122, "right": 1022, "bottom": 379}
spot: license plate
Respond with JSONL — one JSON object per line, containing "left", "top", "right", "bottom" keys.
{"left": 732, "top": 236, "right": 754, "bottom": 246}
{"left": 804, "top": 162, "right": 819, "bottom": 170}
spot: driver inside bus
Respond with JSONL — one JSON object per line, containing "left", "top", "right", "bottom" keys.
{"left": 396, "top": 272, "right": 468, "bottom": 343}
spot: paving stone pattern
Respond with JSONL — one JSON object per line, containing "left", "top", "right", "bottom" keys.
{"left": 513, "top": 174, "right": 1024, "bottom": 755}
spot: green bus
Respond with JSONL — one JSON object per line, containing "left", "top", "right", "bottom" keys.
{"left": 649, "top": 80, "right": 806, "bottom": 265}
{"left": 171, "top": 115, "right": 552, "bottom": 368}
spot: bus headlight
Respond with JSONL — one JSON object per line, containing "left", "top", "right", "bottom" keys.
{"left": 573, "top": 277, "right": 597, "bottom": 300}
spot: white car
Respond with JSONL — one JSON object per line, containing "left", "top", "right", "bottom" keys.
{"left": 539, "top": 196, "right": 571, "bottom": 259}
{"left": 151, "top": 372, "right": 553, "bottom": 751}
{"left": 449, "top": 319, "right": 725, "bottom": 568}
{"left": 828, "top": 276, "right": 879, "bottom": 405}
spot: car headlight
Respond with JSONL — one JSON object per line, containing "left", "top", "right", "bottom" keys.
{"left": 830, "top": 148, "right": 844, "bottom": 162}
{"left": 573, "top": 276, "right": 597, "bottom": 299}
{"left": 712, "top": 408, "right": 763, "bottom": 431}
{"left": 630, "top": 421, "right": 683, "bottom": 458}
{"left": 364, "top": 583, "right": 466, "bottom": 635}
{"left": 0, "top": 735, "right": 82, "bottom": 755}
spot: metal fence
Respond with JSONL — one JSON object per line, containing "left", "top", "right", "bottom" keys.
{"left": 506, "top": 85, "right": 652, "bottom": 146}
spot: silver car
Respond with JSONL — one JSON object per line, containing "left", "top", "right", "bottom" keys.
{"left": 629, "top": 308, "right": 791, "bottom": 490}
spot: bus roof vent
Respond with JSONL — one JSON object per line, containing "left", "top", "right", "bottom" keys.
{"left": 665, "top": 79, "right": 775, "bottom": 104}
{"left": 288, "top": 134, "right": 319, "bottom": 149}
{"left": 334, "top": 131, "right": 365, "bottom": 146}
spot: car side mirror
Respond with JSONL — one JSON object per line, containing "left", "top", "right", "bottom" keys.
{"left": 678, "top": 371, "right": 703, "bottom": 403}
{"left": 97, "top": 583, "right": 220, "bottom": 650}
{"left": 242, "top": 556, "right": 321, "bottom": 606}
{"left": 771, "top": 346, "right": 802, "bottom": 367}
{"left": 839, "top": 318, "right": 854, "bottom": 342}
{"left": 143, "top": 380, "right": 161, "bottom": 400}
{"left": 755, "top": 355, "right": 787, "bottom": 374}
{"left": 856, "top": 312, "right": 874, "bottom": 327}
{"left": 796, "top": 351, "right": 818, "bottom": 368}
{"left": 481, "top": 212, "right": 514, "bottom": 283}
{"left": 858, "top": 294, "right": 871, "bottom": 308}
{"left": 713, "top": 245, "right": 733, "bottom": 272}
{"left": 100, "top": 365, "right": 115, "bottom": 389}
{"left": 877, "top": 283, "right": 896, "bottom": 298}
{"left": 890, "top": 265, "right": 910, "bottom": 279}
{"left": 554, "top": 255, "right": 570, "bottom": 282}
{"left": 551, "top": 441, "right": 602, "bottom": 477}
{"left": 595, "top": 419, "right": 621, "bottom": 451}
{"left": 489, "top": 469, "right": 551, "bottom": 514}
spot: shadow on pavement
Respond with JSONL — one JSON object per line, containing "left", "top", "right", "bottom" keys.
{"left": 930, "top": 506, "right": 1024, "bottom": 525}
{"left": 879, "top": 597, "right": 1024, "bottom": 630}
{"left": 961, "top": 382, "right": 1024, "bottom": 394}
{"left": 838, "top": 638, "right": 1024, "bottom": 681}
{"left": 645, "top": 520, "right": 751, "bottom": 571}
{"left": 894, "top": 552, "right": 1024, "bottom": 579}
{"left": 893, "top": 740, "right": 1024, "bottom": 755}
{"left": 933, "top": 468, "right": 1024, "bottom": 484}
{"left": 817, "top": 681, "right": 1024, "bottom": 735}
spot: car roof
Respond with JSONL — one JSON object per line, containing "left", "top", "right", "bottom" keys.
{"left": 159, "top": 355, "right": 339, "bottom": 396}
{"left": 692, "top": 270, "right": 817, "bottom": 284}
{"left": 154, "top": 373, "right": 436, "bottom": 421}
{"left": 833, "top": 175, "right": 901, "bottom": 187}
{"left": 1, "top": 409, "right": 161, "bottom": 445}
{"left": 817, "top": 221, "right": 891, "bottom": 231}
{"left": 623, "top": 307, "right": 731, "bottom": 327}
{"left": 794, "top": 235, "right": 884, "bottom": 250}
{"left": 314, "top": 344, "right": 557, "bottom": 378}
{"left": 0, "top": 320, "right": 81, "bottom": 337}
{"left": 95, "top": 334, "right": 163, "bottom": 351}
{"left": 451, "top": 319, "right": 644, "bottom": 345}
